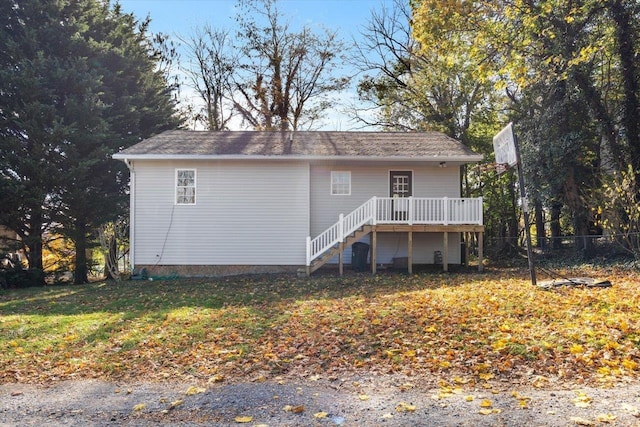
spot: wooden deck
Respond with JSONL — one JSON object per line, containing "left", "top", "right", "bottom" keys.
{"left": 308, "top": 223, "right": 485, "bottom": 276}
{"left": 306, "top": 197, "right": 485, "bottom": 276}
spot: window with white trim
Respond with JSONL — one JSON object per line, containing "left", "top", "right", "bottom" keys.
{"left": 176, "top": 169, "right": 196, "bottom": 205}
{"left": 331, "top": 171, "right": 351, "bottom": 195}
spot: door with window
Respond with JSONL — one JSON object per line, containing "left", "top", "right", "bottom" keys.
{"left": 390, "top": 171, "right": 412, "bottom": 220}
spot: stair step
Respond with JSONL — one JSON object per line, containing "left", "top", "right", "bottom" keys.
{"left": 308, "top": 222, "right": 375, "bottom": 276}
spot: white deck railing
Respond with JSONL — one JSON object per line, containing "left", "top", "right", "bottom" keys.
{"left": 306, "top": 197, "right": 483, "bottom": 266}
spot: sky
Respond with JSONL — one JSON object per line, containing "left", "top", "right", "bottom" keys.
{"left": 118, "top": 0, "right": 386, "bottom": 37}
{"left": 117, "top": 0, "right": 394, "bottom": 130}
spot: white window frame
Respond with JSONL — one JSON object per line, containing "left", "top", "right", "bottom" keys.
{"left": 175, "top": 169, "right": 196, "bottom": 205}
{"left": 331, "top": 171, "right": 351, "bottom": 196}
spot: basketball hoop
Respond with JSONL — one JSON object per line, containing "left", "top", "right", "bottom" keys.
{"left": 493, "top": 123, "right": 518, "bottom": 168}
{"left": 496, "top": 163, "right": 508, "bottom": 175}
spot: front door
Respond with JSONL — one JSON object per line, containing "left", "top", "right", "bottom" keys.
{"left": 390, "top": 171, "right": 412, "bottom": 220}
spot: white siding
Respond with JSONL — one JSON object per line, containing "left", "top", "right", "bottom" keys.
{"left": 132, "top": 160, "right": 309, "bottom": 265}
{"left": 310, "top": 162, "right": 461, "bottom": 264}
{"left": 374, "top": 233, "right": 461, "bottom": 265}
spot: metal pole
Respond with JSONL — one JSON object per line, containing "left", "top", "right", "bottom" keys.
{"left": 512, "top": 130, "right": 537, "bottom": 286}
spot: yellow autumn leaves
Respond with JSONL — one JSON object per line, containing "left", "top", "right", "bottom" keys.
{"left": 478, "top": 398, "right": 501, "bottom": 415}
{"left": 568, "top": 391, "right": 619, "bottom": 425}
{"left": 2, "top": 269, "right": 640, "bottom": 387}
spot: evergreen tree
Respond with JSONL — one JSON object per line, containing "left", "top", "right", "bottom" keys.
{"left": 0, "top": 0, "right": 181, "bottom": 283}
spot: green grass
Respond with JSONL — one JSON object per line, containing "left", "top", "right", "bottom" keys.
{"left": 1, "top": 268, "right": 639, "bottom": 386}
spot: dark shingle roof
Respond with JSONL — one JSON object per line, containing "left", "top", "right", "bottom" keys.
{"left": 114, "top": 130, "right": 482, "bottom": 161}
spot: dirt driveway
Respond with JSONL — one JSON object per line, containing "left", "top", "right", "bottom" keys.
{"left": 2, "top": 374, "right": 640, "bottom": 426}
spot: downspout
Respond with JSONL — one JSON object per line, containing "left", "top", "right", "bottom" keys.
{"left": 124, "top": 159, "right": 135, "bottom": 272}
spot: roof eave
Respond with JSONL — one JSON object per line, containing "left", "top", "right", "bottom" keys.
{"left": 112, "top": 153, "right": 484, "bottom": 162}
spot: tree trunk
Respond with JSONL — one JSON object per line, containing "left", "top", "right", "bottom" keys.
{"left": 573, "top": 208, "right": 593, "bottom": 258}
{"left": 608, "top": 0, "right": 640, "bottom": 171}
{"left": 462, "top": 164, "right": 471, "bottom": 198}
{"left": 550, "top": 202, "right": 562, "bottom": 249}
{"left": 534, "top": 199, "right": 545, "bottom": 248}
{"left": 23, "top": 207, "right": 46, "bottom": 286}
{"left": 106, "top": 234, "right": 119, "bottom": 281}
{"left": 25, "top": 237, "right": 43, "bottom": 272}
{"left": 73, "top": 222, "right": 89, "bottom": 284}
{"left": 563, "top": 167, "right": 594, "bottom": 257}
{"left": 24, "top": 208, "right": 42, "bottom": 270}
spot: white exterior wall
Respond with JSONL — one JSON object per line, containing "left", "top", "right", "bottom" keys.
{"left": 132, "top": 160, "right": 309, "bottom": 266}
{"left": 310, "top": 162, "right": 462, "bottom": 264}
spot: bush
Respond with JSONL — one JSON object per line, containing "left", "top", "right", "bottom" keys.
{"left": 0, "top": 259, "right": 44, "bottom": 288}
{"left": 595, "top": 166, "right": 640, "bottom": 259}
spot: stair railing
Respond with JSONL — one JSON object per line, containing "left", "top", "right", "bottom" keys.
{"left": 306, "top": 197, "right": 377, "bottom": 266}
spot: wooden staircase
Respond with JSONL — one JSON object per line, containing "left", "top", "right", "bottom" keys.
{"left": 308, "top": 225, "right": 373, "bottom": 275}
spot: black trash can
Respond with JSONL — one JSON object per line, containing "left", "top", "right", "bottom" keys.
{"left": 351, "top": 242, "right": 370, "bottom": 272}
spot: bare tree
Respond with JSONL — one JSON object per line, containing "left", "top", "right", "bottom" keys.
{"left": 353, "top": 0, "right": 497, "bottom": 139}
{"left": 233, "top": 0, "right": 349, "bottom": 131}
{"left": 350, "top": 0, "right": 422, "bottom": 130}
{"left": 180, "top": 25, "right": 237, "bottom": 130}
{"left": 98, "top": 219, "right": 129, "bottom": 282}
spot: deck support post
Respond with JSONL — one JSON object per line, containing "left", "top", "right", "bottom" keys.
{"left": 477, "top": 231, "right": 484, "bottom": 272}
{"left": 371, "top": 230, "right": 377, "bottom": 274}
{"left": 443, "top": 232, "right": 449, "bottom": 272}
{"left": 465, "top": 232, "right": 470, "bottom": 266}
{"left": 338, "top": 242, "right": 344, "bottom": 276}
{"left": 408, "top": 231, "right": 413, "bottom": 274}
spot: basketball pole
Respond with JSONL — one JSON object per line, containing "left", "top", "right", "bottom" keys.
{"left": 512, "top": 129, "right": 537, "bottom": 287}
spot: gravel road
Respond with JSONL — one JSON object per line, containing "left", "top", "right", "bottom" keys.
{"left": 2, "top": 374, "right": 640, "bottom": 426}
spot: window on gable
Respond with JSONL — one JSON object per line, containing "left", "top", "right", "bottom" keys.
{"left": 176, "top": 169, "right": 196, "bottom": 205}
{"left": 331, "top": 171, "right": 351, "bottom": 195}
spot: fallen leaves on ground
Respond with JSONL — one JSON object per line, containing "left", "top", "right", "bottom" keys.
{"left": 596, "top": 413, "right": 617, "bottom": 423}
{"left": 168, "top": 399, "right": 183, "bottom": 409}
{"left": 477, "top": 398, "right": 502, "bottom": 415}
{"left": 283, "top": 405, "right": 305, "bottom": 413}
{"left": 185, "top": 386, "right": 206, "bottom": 395}
{"left": 511, "top": 391, "right": 531, "bottom": 408}
{"left": 480, "top": 409, "right": 502, "bottom": 415}
{"left": 572, "top": 391, "right": 592, "bottom": 408}
{"left": 160, "top": 399, "right": 183, "bottom": 414}
{"left": 480, "top": 399, "right": 493, "bottom": 408}
{"left": 1, "top": 268, "right": 640, "bottom": 388}
{"left": 395, "top": 401, "right": 417, "bottom": 412}
{"left": 570, "top": 416, "right": 595, "bottom": 426}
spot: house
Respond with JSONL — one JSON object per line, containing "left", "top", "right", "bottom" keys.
{"left": 113, "top": 130, "right": 484, "bottom": 277}
{"left": 0, "top": 226, "right": 22, "bottom": 259}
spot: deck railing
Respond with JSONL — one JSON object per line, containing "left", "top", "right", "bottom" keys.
{"left": 306, "top": 197, "right": 483, "bottom": 266}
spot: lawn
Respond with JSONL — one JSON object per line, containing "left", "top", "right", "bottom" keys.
{"left": 1, "top": 267, "right": 639, "bottom": 388}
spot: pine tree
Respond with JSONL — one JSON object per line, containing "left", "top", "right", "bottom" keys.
{"left": 0, "top": 0, "right": 182, "bottom": 283}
